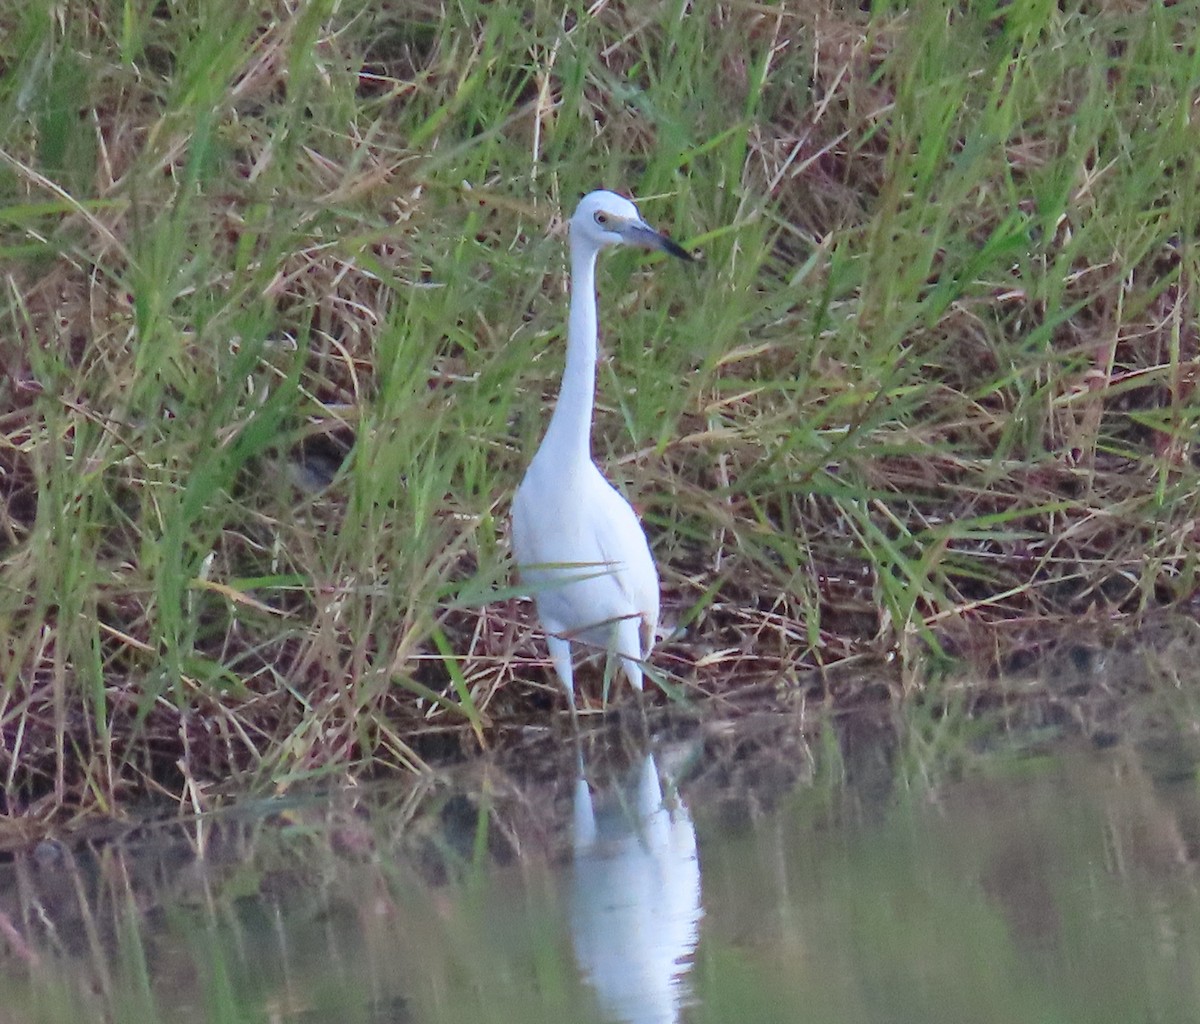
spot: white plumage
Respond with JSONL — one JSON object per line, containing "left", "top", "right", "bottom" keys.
{"left": 512, "top": 190, "right": 691, "bottom": 713}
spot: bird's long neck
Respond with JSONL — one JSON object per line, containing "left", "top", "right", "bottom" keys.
{"left": 539, "top": 238, "right": 599, "bottom": 471}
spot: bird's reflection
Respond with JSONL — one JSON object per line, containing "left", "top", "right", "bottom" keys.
{"left": 570, "top": 742, "right": 702, "bottom": 1024}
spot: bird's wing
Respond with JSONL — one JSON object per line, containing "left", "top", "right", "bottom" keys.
{"left": 510, "top": 482, "right": 532, "bottom": 567}
{"left": 590, "top": 479, "right": 660, "bottom": 654}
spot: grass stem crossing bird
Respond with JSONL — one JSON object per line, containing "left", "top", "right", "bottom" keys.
{"left": 512, "top": 190, "right": 692, "bottom": 716}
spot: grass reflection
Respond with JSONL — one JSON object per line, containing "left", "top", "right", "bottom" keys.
{"left": 3, "top": 690, "right": 1200, "bottom": 1024}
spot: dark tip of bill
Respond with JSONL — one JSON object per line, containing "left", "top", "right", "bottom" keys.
{"left": 662, "top": 235, "right": 696, "bottom": 262}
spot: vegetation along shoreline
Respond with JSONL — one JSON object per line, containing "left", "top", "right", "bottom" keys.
{"left": 1, "top": 1, "right": 1198, "bottom": 823}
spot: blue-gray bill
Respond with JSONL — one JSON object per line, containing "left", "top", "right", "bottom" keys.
{"left": 623, "top": 221, "right": 695, "bottom": 262}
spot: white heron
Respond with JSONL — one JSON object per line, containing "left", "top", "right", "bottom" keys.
{"left": 511, "top": 190, "right": 692, "bottom": 715}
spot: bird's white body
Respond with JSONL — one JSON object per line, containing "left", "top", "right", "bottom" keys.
{"left": 512, "top": 190, "right": 688, "bottom": 710}
{"left": 512, "top": 442, "right": 659, "bottom": 701}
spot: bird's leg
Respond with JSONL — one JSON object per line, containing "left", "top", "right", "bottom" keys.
{"left": 613, "top": 618, "right": 650, "bottom": 730}
{"left": 616, "top": 672, "right": 650, "bottom": 734}
{"left": 547, "top": 634, "right": 579, "bottom": 731}
{"left": 616, "top": 616, "right": 646, "bottom": 695}
{"left": 614, "top": 629, "right": 652, "bottom": 734}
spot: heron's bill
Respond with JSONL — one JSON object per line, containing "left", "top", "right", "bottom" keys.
{"left": 623, "top": 221, "right": 695, "bottom": 262}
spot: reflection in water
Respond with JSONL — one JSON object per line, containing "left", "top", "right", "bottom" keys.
{"left": 570, "top": 749, "right": 702, "bottom": 1024}
{"left": 6, "top": 685, "right": 1200, "bottom": 1024}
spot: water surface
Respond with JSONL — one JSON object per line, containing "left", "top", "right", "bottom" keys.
{"left": 4, "top": 701, "right": 1200, "bottom": 1024}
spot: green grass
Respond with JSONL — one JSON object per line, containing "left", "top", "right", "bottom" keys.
{"left": 1, "top": 0, "right": 1198, "bottom": 817}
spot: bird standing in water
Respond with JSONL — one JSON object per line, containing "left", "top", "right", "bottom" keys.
{"left": 512, "top": 190, "right": 692, "bottom": 716}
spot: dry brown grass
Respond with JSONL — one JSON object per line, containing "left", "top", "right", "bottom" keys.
{"left": 0, "top": 0, "right": 1198, "bottom": 820}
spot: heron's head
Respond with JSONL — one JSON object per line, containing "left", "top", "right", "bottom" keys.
{"left": 570, "top": 190, "right": 692, "bottom": 261}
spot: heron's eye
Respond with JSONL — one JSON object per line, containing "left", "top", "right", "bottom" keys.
{"left": 594, "top": 212, "right": 609, "bottom": 226}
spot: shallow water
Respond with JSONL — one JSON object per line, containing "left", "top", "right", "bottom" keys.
{"left": 4, "top": 706, "right": 1200, "bottom": 1024}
